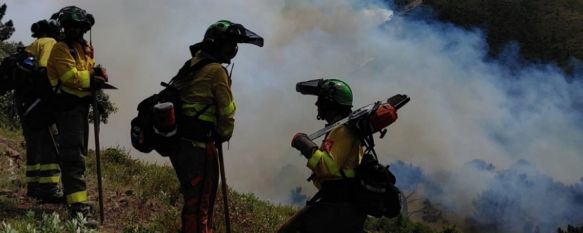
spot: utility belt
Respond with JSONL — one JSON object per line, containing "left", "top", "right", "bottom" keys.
{"left": 14, "top": 86, "right": 88, "bottom": 130}
{"left": 176, "top": 113, "right": 215, "bottom": 142}
{"left": 52, "top": 90, "right": 91, "bottom": 112}
{"left": 308, "top": 178, "right": 358, "bottom": 205}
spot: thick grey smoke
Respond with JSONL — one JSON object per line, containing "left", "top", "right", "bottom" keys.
{"left": 5, "top": 0, "right": 583, "bottom": 230}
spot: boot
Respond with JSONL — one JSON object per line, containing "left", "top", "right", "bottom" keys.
{"left": 26, "top": 183, "right": 40, "bottom": 198}
{"left": 68, "top": 202, "right": 99, "bottom": 229}
{"left": 36, "top": 184, "right": 64, "bottom": 204}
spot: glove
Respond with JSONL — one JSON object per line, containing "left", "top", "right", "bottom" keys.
{"left": 90, "top": 75, "right": 107, "bottom": 90}
{"left": 214, "top": 133, "right": 231, "bottom": 144}
{"left": 93, "top": 65, "right": 108, "bottom": 82}
{"left": 291, "top": 133, "right": 318, "bottom": 159}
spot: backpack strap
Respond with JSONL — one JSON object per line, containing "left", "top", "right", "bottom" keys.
{"left": 167, "top": 59, "right": 217, "bottom": 119}
{"left": 168, "top": 58, "right": 215, "bottom": 86}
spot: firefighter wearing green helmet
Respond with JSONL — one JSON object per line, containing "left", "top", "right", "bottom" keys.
{"left": 168, "top": 19, "right": 263, "bottom": 233}
{"left": 278, "top": 79, "right": 397, "bottom": 233}
{"left": 46, "top": 5, "right": 105, "bottom": 226}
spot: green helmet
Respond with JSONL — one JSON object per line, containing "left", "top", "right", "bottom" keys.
{"left": 54, "top": 6, "right": 94, "bottom": 30}
{"left": 204, "top": 20, "right": 264, "bottom": 47}
{"left": 319, "top": 79, "right": 353, "bottom": 107}
{"left": 296, "top": 78, "right": 353, "bottom": 107}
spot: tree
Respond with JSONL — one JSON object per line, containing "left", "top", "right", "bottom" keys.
{"left": 421, "top": 0, "right": 583, "bottom": 73}
{"left": 0, "top": 3, "right": 14, "bottom": 41}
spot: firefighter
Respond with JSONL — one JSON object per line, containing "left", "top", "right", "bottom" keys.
{"left": 168, "top": 20, "right": 262, "bottom": 233}
{"left": 46, "top": 6, "right": 105, "bottom": 222}
{"left": 17, "top": 19, "right": 61, "bottom": 203}
{"left": 278, "top": 79, "right": 397, "bottom": 233}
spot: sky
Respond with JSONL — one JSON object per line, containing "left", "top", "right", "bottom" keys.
{"left": 3, "top": 1, "right": 583, "bottom": 229}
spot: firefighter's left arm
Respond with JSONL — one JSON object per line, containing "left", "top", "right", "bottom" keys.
{"left": 211, "top": 66, "right": 236, "bottom": 141}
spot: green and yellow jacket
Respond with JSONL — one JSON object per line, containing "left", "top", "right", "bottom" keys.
{"left": 307, "top": 125, "right": 363, "bottom": 189}
{"left": 47, "top": 40, "right": 95, "bottom": 98}
{"left": 173, "top": 51, "right": 236, "bottom": 145}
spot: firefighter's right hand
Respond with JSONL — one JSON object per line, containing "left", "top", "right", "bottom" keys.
{"left": 90, "top": 75, "right": 107, "bottom": 90}
{"left": 291, "top": 133, "right": 318, "bottom": 159}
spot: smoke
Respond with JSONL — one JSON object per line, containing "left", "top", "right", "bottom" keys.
{"left": 4, "top": 0, "right": 583, "bottom": 231}
{"left": 391, "top": 159, "right": 583, "bottom": 232}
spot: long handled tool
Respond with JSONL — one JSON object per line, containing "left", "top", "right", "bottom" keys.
{"left": 90, "top": 89, "right": 105, "bottom": 224}
{"left": 216, "top": 143, "right": 232, "bottom": 233}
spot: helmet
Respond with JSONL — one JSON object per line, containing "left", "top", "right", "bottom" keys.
{"left": 54, "top": 6, "right": 94, "bottom": 30}
{"left": 204, "top": 20, "right": 264, "bottom": 47}
{"left": 30, "top": 19, "right": 60, "bottom": 38}
{"left": 297, "top": 78, "right": 353, "bottom": 107}
{"left": 318, "top": 79, "right": 353, "bottom": 107}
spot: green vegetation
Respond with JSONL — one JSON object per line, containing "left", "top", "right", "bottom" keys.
{"left": 0, "top": 212, "right": 97, "bottom": 233}
{"left": 0, "top": 130, "right": 455, "bottom": 232}
{"left": 558, "top": 225, "right": 583, "bottom": 233}
{"left": 400, "top": 0, "right": 583, "bottom": 72}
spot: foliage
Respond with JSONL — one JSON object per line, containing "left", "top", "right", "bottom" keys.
{"left": 0, "top": 41, "right": 21, "bottom": 129}
{"left": 0, "top": 211, "right": 96, "bottom": 233}
{"left": 418, "top": 0, "right": 583, "bottom": 72}
{"left": 88, "top": 90, "right": 118, "bottom": 124}
{"left": 365, "top": 216, "right": 460, "bottom": 233}
{"left": 558, "top": 225, "right": 583, "bottom": 233}
{"left": 1, "top": 139, "right": 454, "bottom": 233}
{"left": 0, "top": 4, "right": 14, "bottom": 42}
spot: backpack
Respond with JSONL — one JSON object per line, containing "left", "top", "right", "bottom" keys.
{"left": 130, "top": 59, "right": 214, "bottom": 156}
{"left": 353, "top": 151, "right": 402, "bottom": 218}
{"left": 0, "top": 47, "right": 35, "bottom": 95}
{"left": 0, "top": 47, "right": 57, "bottom": 130}
{"left": 350, "top": 103, "right": 404, "bottom": 218}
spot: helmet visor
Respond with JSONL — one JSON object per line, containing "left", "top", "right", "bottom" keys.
{"left": 228, "top": 24, "right": 264, "bottom": 47}
{"left": 296, "top": 79, "right": 323, "bottom": 96}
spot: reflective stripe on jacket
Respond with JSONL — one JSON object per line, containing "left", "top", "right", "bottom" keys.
{"left": 174, "top": 52, "right": 236, "bottom": 141}
{"left": 47, "top": 41, "right": 95, "bottom": 98}
{"left": 25, "top": 37, "right": 56, "bottom": 68}
{"left": 307, "top": 125, "right": 363, "bottom": 189}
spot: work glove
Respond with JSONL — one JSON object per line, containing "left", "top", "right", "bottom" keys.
{"left": 291, "top": 133, "right": 318, "bottom": 159}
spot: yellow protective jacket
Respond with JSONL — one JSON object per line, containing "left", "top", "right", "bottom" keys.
{"left": 25, "top": 37, "right": 56, "bottom": 68}
{"left": 47, "top": 41, "right": 95, "bottom": 98}
{"left": 173, "top": 51, "right": 236, "bottom": 143}
{"left": 307, "top": 125, "right": 364, "bottom": 189}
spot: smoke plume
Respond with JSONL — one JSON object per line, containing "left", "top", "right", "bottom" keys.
{"left": 4, "top": 0, "right": 583, "bottom": 231}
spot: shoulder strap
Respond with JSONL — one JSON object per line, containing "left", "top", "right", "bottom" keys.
{"left": 168, "top": 58, "right": 215, "bottom": 86}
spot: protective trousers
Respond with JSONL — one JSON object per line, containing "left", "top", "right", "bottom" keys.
{"left": 277, "top": 201, "right": 367, "bottom": 233}
{"left": 22, "top": 122, "right": 61, "bottom": 197}
{"left": 14, "top": 90, "right": 61, "bottom": 198}
{"left": 54, "top": 103, "right": 90, "bottom": 204}
{"left": 170, "top": 139, "right": 219, "bottom": 233}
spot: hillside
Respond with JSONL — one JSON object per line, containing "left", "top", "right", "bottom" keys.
{"left": 0, "top": 127, "right": 459, "bottom": 233}
{"left": 394, "top": 0, "right": 583, "bottom": 72}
